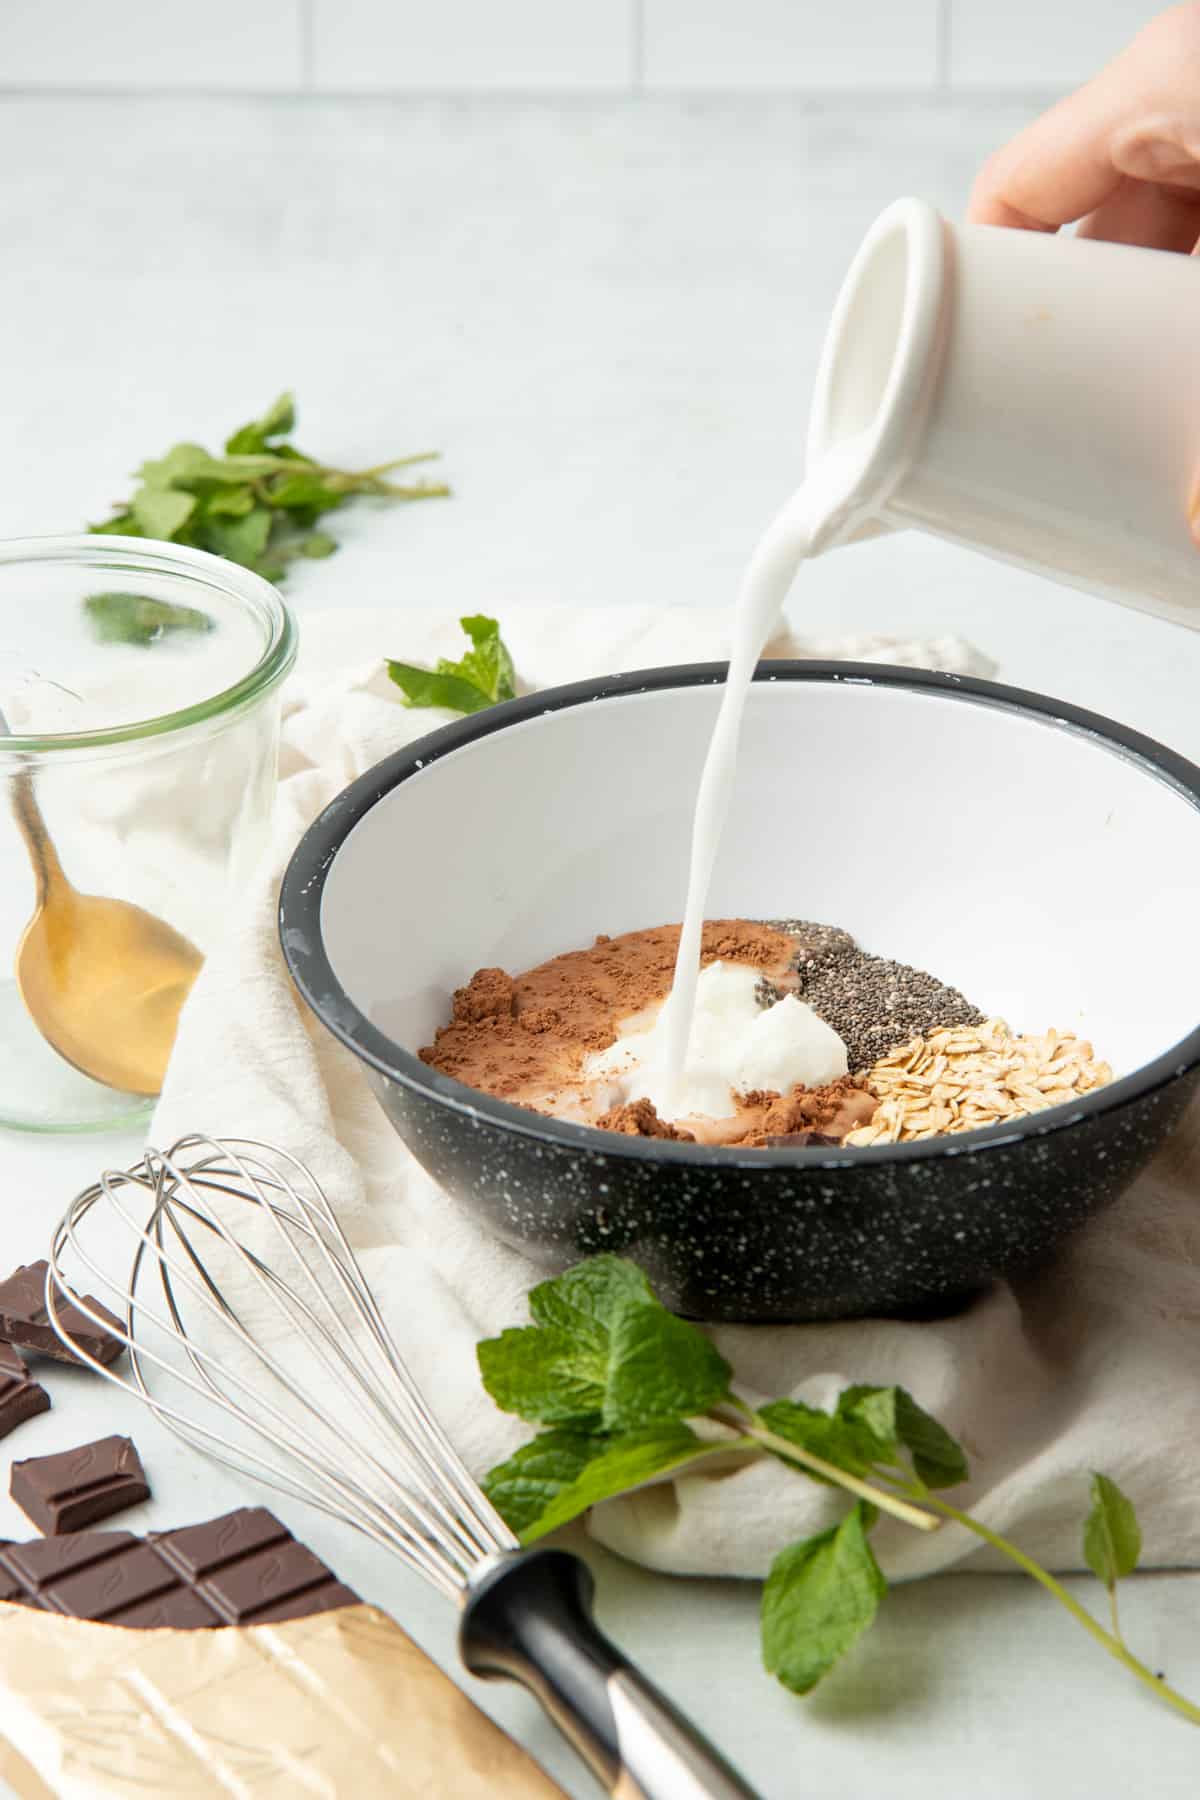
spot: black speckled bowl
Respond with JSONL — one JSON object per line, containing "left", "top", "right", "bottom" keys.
{"left": 279, "top": 663, "right": 1200, "bottom": 1323}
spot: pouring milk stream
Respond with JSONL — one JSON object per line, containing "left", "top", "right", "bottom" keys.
{"left": 660, "top": 195, "right": 1200, "bottom": 1110}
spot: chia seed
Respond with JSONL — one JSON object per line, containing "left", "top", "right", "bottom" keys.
{"left": 762, "top": 918, "right": 984, "bottom": 1073}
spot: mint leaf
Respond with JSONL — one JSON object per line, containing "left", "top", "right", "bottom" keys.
{"left": 174, "top": 451, "right": 300, "bottom": 486}
{"left": 834, "top": 1386, "right": 900, "bottom": 1459}
{"left": 519, "top": 1424, "right": 721, "bottom": 1543}
{"left": 301, "top": 531, "right": 337, "bottom": 558}
{"left": 1083, "top": 1472, "right": 1142, "bottom": 1589}
{"left": 759, "top": 1397, "right": 886, "bottom": 1482}
{"left": 528, "top": 1255, "right": 654, "bottom": 1342}
{"left": 131, "top": 485, "right": 196, "bottom": 539}
{"left": 203, "top": 504, "right": 272, "bottom": 569}
{"left": 603, "top": 1303, "right": 732, "bottom": 1431}
{"left": 136, "top": 443, "right": 293, "bottom": 490}
{"left": 484, "top": 1422, "right": 725, "bottom": 1543}
{"left": 225, "top": 391, "right": 296, "bottom": 454}
{"left": 137, "top": 442, "right": 214, "bottom": 488}
{"left": 205, "top": 487, "right": 256, "bottom": 519}
{"left": 893, "top": 1390, "right": 968, "bottom": 1489}
{"left": 483, "top": 1427, "right": 607, "bottom": 1535}
{"left": 386, "top": 662, "right": 496, "bottom": 714}
{"left": 478, "top": 1324, "right": 606, "bottom": 1429}
{"left": 83, "top": 592, "right": 214, "bottom": 648}
{"left": 89, "top": 510, "right": 141, "bottom": 537}
{"left": 837, "top": 1385, "right": 968, "bottom": 1489}
{"left": 263, "top": 470, "right": 346, "bottom": 513}
{"left": 387, "top": 615, "right": 517, "bottom": 715}
{"left": 257, "top": 391, "right": 296, "bottom": 439}
{"left": 453, "top": 614, "right": 517, "bottom": 704}
{"left": 762, "top": 1502, "right": 887, "bottom": 1694}
{"left": 477, "top": 1253, "right": 732, "bottom": 1434}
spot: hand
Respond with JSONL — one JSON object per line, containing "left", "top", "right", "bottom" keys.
{"left": 968, "top": 3, "right": 1200, "bottom": 252}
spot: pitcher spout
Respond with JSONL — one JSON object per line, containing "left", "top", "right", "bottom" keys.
{"left": 805, "top": 196, "right": 950, "bottom": 551}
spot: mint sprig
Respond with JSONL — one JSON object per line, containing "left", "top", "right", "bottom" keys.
{"left": 479, "top": 1254, "right": 1200, "bottom": 1726}
{"left": 387, "top": 614, "right": 517, "bottom": 714}
{"left": 90, "top": 391, "right": 448, "bottom": 582}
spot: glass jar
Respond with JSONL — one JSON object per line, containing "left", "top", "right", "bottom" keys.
{"left": 0, "top": 536, "right": 296, "bottom": 1132}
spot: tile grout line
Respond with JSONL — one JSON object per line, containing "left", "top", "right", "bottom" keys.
{"left": 298, "top": 0, "right": 315, "bottom": 93}
{"left": 936, "top": 0, "right": 952, "bottom": 92}
{"left": 630, "top": 0, "right": 645, "bottom": 94}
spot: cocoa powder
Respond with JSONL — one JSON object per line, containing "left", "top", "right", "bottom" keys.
{"left": 450, "top": 967, "right": 514, "bottom": 1023}
{"left": 682, "top": 1076, "right": 876, "bottom": 1147}
{"left": 591, "top": 1082, "right": 875, "bottom": 1148}
{"left": 594, "top": 1099, "right": 695, "bottom": 1141}
{"left": 589, "top": 1078, "right": 878, "bottom": 1148}
{"left": 742, "top": 1077, "right": 876, "bottom": 1146}
{"left": 419, "top": 918, "right": 793, "bottom": 1106}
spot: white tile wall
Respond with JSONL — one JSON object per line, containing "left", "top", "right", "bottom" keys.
{"left": 0, "top": 0, "right": 1170, "bottom": 94}
{"left": 310, "top": 0, "right": 633, "bottom": 91}
{"left": 1, "top": 0, "right": 305, "bottom": 90}
{"left": 949, "top": 1, "right": 1156, "bottom": 89}
{"left": 643, "top": 0, "right": 941, "bottom": 90}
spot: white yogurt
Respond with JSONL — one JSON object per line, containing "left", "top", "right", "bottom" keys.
{"left": 586, "top": 960, "right": 847, "bottom": 1124}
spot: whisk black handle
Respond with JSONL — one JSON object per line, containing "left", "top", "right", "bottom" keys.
{"left": 460, "top": 1547, "right": 760, "bottom": 1799}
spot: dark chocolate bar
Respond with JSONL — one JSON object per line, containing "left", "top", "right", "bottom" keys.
{"left": 11, "top": 1434, "right": 150, "bottom": 1534}
{"left": 0, "top": 1342, "right": 49, "bottom": 1440}
{"left": 0, "top": 1506, "right": 358, "bottom": 1627}
{"left": 0, "top": 1261, "right": 124, "bottom": 1366}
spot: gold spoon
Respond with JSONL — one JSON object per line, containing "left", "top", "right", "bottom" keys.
{"left": 9, "top": 762, "right": 203, "bottom": 1097}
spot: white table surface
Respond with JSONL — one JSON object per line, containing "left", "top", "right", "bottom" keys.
{"left": 2, "top": 90, "right": 1200, "bottom": 1799}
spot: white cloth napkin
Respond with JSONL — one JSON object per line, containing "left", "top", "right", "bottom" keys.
{"left": 153, "top": 605, "right": 1200, "bottom": 1583}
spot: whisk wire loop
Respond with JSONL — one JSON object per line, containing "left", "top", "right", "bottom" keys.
{"left": 53, "top": 1168, "right": 470, "bottom": 1593}
{"left": 46, "top": 1135, "right": 516, "bottom": 1602}
{"left": 163, "top": 1141, "right": 505, "bottom": 1564}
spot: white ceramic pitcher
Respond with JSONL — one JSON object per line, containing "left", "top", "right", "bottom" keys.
{"left": 806, "top": 196, "right": 1200, "bottom": 630}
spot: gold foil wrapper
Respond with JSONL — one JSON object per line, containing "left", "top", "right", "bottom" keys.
{"left": 0, "top": 1601, "right": 566, "bottom": 1797}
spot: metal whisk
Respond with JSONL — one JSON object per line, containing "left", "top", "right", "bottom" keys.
{"left": 48, "top": 1135, "right": 757, "bottom": 1800}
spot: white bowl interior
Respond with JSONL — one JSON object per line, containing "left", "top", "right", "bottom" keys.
{"left": 320, "top": 680, "right": 1200, "bottom": 1082}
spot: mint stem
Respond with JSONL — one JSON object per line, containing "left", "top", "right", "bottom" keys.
{"left": 355, "top": 452, "right": 443, "bottom": 478}
{"left": 720, "top": 1413, "right": 939, "bottom": 1532}
{"left": 374, "top": 479, "right": 452, "bottom": 499}
{"left": 923, "top": 1494, "right": 1200, "bottom": 1727}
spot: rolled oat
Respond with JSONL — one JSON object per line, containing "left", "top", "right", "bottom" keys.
{"left": 845, "top": 1018, "right": 1113, "bottom": 1146}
